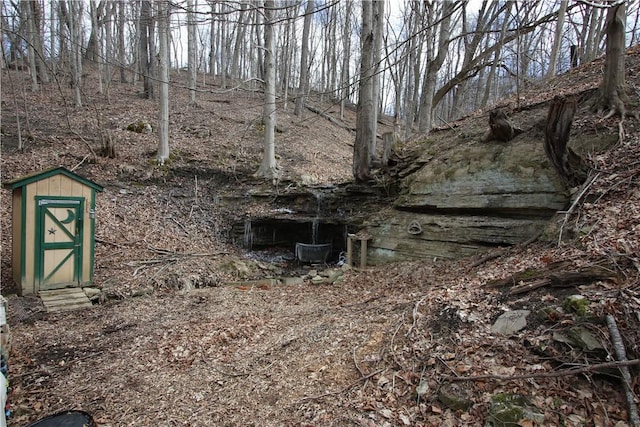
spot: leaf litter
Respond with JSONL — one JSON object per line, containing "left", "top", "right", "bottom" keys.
{"left": 1, "top": 50, "right": 640, "bottom": 426}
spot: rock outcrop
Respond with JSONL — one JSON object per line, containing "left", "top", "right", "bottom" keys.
{"left": 365, "top": 122, "right": 571, "bottom": 264}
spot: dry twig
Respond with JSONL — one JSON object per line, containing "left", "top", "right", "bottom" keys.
{"left": 606, "top": 314, "right": 640, "bottom": 426}
{"left": 444, "top": 359, "right": 640, "bottom": 382}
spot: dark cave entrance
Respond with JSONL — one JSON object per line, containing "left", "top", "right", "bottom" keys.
{"left": 232, "top": 218, "right": 352, "bottom": 263}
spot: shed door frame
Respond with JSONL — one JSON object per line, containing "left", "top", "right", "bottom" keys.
{"left": 34, "top": 196, "right": 85, "bottom": 290}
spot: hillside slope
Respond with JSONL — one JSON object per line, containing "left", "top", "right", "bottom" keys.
{"left": 1, "top": 48, "right": 639, "bottom": 426}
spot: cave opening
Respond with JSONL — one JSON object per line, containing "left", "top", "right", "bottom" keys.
{"left": 233, "top": 218, "right": 352, "bottom": 263}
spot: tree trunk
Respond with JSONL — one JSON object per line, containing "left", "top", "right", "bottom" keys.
{"left": 218, "top": 3, "right": 227, "bottom": 88}
{"left": 544, "top": 96, "right": 589, "bottom": 187}
{"left": 230, "top": 3, "right": 247, "bottom": 82}
{"left": 404, "top": 0, "right": 421, "bottom": 137}
{"left": 89, "top": 0, "right": 103, "bottom": 94}
{"left": 157, "top": 0, "right": 170, "bottom": 164}
{"left": 585, "top": 6, "right": 604, "bottom": 63}
{"left": 255, "top": 0, "right": 279, "bottom": 180}
{"left": 187, "top": 0, "right": 197, "bottom": 106}
{"left": 140, "top": 0, "right": 155, "bottom": 99}
{"left": 85, "top": 0, "right": 103, "bottom": 63}
{"left": 547, "top": 0, "right": 567, "bottom": 79}
{"left": 353, "top": 0, "right": 374, "bottom": 182}
{"left": 450, "top": 1, "right": 499, "bottom": 119}
{"left": 24, "top": 1, "right": 39, "bottom": 91}
{"left": 370, "top": 0, "right": 384, "bottom": 163}
{"left": 25, "top": 1, "right": 49, "bottom": 85}
{"left": 339, "top": 0, "right": 352, "bottom": 120}
{"left": 118, "top": 0, "right": 127, "bottom": 83}
{"left": 294, "top": 0, "right": 314, "bottom": 117}
{"left": 250, "top": 9, "right": 260, "bottom": 82}
{"left": 592, "top": 3, "right": 631, "bottom": 119}
{"left": 104, "top": 2, "right": 114, "bottom": 90}
{"left": 417, "top": 1, "right": 454, "bottom": 134}
{"left": 65, "top": 0, "right": 83, "bottom": 107}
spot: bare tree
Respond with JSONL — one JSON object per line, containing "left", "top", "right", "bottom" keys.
{"left": 547, "top": 0, "right": 567, "bottom": 79}
{"left": 140, "top": 0, "right": 155, "bottom": 99}
{"left": 89, "top": 0, "right": 104, "bottom": 94}
{"left": 370, "top": 0, "right": 384, "bottom": 162}
{"left": 449, "top": 1, "right": 501, "bottom": 119}
{"left": 157, "top": 0, "right": 170, "bottom": 164}
{"left": 23, "top": 0, "right": 49, "bottom": 90}
{"left": 354, "top": 0, "right": 374, "bottom": 182}
{"left": 417, "top": 1, "right": 455, "bottom": 133}
{"left": 230, "top": 2, "right": 248, "bottom": 82}
{"left": 187, "top": 0, "right": 197, "bottom": 106}
{"left": 592, "top": 1, "right": 636, "bottom": 120}
{"left": 339, "top": 0, "right": 352, "bottom": 120}
{"left": 118, "top": 0, "right": 128, "bottom": 83}
{"left": 59, "top": 1, "right": 83, "bottom": 107}
{"left": 294, "top": 0, "right": 314, "bottom": 117}
{"left": 255, "top": 0, "right": 279, "bottom": 180}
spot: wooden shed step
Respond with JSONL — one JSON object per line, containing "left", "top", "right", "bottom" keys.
{"left": 39, "top": 288, "right": 92, "bottom": 313}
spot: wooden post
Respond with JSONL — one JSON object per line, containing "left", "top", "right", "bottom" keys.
{"left": 360, "top": 239, "right": 368, "bottom": 267}
{"left": 346, "top": 234, "right": 354, "bottom": 266}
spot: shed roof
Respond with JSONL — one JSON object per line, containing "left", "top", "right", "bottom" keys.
{"left": 2, "top": 167, "right": 104, "bottom": 192}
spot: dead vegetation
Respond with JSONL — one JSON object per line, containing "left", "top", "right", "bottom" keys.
{"left": 1, "top": 48, "right": 640, "bottom": 426}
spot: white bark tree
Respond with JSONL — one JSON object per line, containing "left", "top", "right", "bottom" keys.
{"left": 157, "top": 0, "right": 170, "bottom": 164}
{"left": 294, "top": 0, "right": 314, "bottom": 117}
{"left": 354, "top": 0, "right": 374, "bottom": 182}
{"left": 417, "top": 1, "right": 455, "bottom": 133}
{"left": 140, "top": 0, "right": 155, "bottom": 99}
{"left": 339, "top": 0, "right": 352, "bottom": 120}
{"left": 187, "top": 0, "right": 197, "bottom": 105}
{"left": 255, "top": 0, "right": 279, "bottom": 180}
{"left": 370, "top": 0, "right": 384, "bottom": 162}
{"left": 547, "top": 0, "right": 567, "bottom": 79}
{"left": 60, "top": 0, "right": 83, "bottom": 107}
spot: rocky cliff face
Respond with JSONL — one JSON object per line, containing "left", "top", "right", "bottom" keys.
{"left": 365, "top": 121, "right": 571, "bottom": 264}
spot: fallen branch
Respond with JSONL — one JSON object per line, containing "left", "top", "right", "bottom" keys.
{"left": 306, "top": 103, "right": 355, "bottom": 131}
{"left": 296, "top": 369, "right": 385, "bottom": 403}
{"left": 70, "top": 154, "right": 91, "bottom": 172}
{"left": 127, "top": 252, "right": 226, "bottom": 265}
{"left": 405, "top": 296, "right": 427, "bottom": 337}
{"left": 606, "top": 314, "right": 640, "bottom": 426}
{"left": 469, "top": 230, "right": 544, "bottom": 270}
{"left": 352, "top": 347, "right": 366, "bottom": 379}
{"left": 127, "top": 252, "right": 226, "bottom": 276}
{"left": 485, "top": 262, "right": 617, "bottom": 294}
{"left": 95, "top": 237, "right": 129, "bottom": 248}
{"left": 444, "top": 359, "right": 640, "bottom": 382}
{"left": 558, "top": 171, "right": 600, "bottom": 245}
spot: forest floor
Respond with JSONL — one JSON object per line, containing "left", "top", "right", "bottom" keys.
{"left": 1, "top": 47, "right": 640, "bottom": 426}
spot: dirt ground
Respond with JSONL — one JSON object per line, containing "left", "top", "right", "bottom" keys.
{"left": 2, "top": 49, "right": 640, "bottom": 426}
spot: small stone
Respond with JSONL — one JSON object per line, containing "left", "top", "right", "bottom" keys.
{"left": 282, "top": 277, "right": 304, "bottom": 286}
{"left": 564, "top": 326, "right": 605, "bottom": 351}
{"left": 83, "top": 287, "right": 102, "bottom": 301}
{"left": 487, "top": 393, "right": 544, "bottom": 426}
{"left": 326, "top": 269, "right": 343, "bottom": 283}
{"left": 416, "top": 380, "right": 429, "bottom": 397}
{"left": 491, "top": 310, "right": 530, "bottom": 335}
{"left": 438, "top": 382, "right": 473, "bottom": 411}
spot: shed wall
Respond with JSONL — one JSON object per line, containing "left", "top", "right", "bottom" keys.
{"left": 11, "top": 190, "right": 22, "bottom": 288}
{"left": 21, "top": 174, "right": 96, "bottom": 293}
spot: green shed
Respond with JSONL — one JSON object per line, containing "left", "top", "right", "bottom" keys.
{"left": 3, "top": 167, "right": 103, "bottom": 296}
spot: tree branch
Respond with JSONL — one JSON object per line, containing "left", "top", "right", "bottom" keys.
{"left": 444, "top": 359, "right": 640, "bottom": 382}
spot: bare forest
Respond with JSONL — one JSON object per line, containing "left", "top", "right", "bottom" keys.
{"left": 2, "top": 1, "right": 640, "bottom": 426}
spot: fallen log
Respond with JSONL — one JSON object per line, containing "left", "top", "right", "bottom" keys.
{"left": 485, "top": 263, "right": 618, "bottom": 295}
